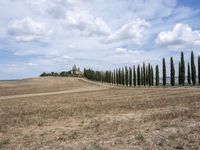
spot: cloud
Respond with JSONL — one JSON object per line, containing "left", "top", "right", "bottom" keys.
{"left": 156, "top": 23, "right": 200, "bottom": 49}
{"left": 63, "top": 12, "right": 111, "bottom": 36}
{"left": 129, "top": 0, "right": 177, "bottom": 19}
{"left": 7, "top": 17, "right": 51, "bottom": 42}
{"left": 112, "top": 47, "right": 146, "bottom": 64}
{"left": 14, "top": 49, "right": 38, "bottom": 56}
{"left": 104, "top": 18, "right": 150, "bottom": 44}
{"left": 28, "top": 0, "right": 80, "bottom": 19}
{"left": 115, "top": 47, "right": 143, "bottom": 55}
{"left": 107, "top": 47, "right": 168, "bottom": 66}
{"left": 29, "top": 0, "right": 111, "bottom": 37}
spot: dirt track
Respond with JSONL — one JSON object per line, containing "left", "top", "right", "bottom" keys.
{"left": 0, "top": 78, "right": 110, "bottom": 100}
{"left": 0, "top": 86, "right": 108, "bottom": 100}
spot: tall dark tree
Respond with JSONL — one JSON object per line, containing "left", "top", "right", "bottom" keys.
{"left": 133, "top": 66, "right": 136, "bottom": 86}
{"left": 146, "top": 66, "right": 149, "bottom": 85}
{"left": 116, "top": 69, "right": 118, "bottom": 85}
{"left": 188, "top": 62, "right": 191, "bottom": 85}
{"left": 156, "top": 65, "right": 159, "bottom": 86}
{"left": 129, "top": 67, "right": 132, "bottom": 86}
{"left": 141, "top": 67, "right": 143, "bottom": 86}
{"left": 125, "top": 66, "right": 129, "bottom": 86}
{"left": 151, "top": 65, "right": 154, "bottom": 86}
{"left": 180, "top": 52, "right": 185, "bottom": 85}
{"left": 199, "top": 56, "right": 200, "bottom": 85}
{"left": 143, "top": 62, "right": 146, "bottom": 86}
{"left": 178, "top": 62, "right": 181, "bottom": 85}
{"left": 113, "top": 69, "right": 116, "bottom": 84}
{"left": 137, "top": 65, "right": 141, "bottom": 86}
{"left": 110, "top": 71, "right": 112, "bottom": 83}
{"left": 191, "top": 51, "right": 196, "bottom": 85}
{"left": 122, "top": 67, "right": 125, "bottom": 86}
{"left": 170, "top": 57, "right": 175, "bottom": 86}
{"left": 148, "top": 63, "right": 151, "bottom": 86}
{"left": 163, "top": 58, "right": 166, "bottom": 86}
{"left": 119, "top": 68, "right": 121, "bottom": 85}
{"left": 111, "top": 72, "right": 113, "bottom": 84}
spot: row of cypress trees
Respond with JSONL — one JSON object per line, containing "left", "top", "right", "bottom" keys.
{"left": 84, "top": 51, "right": 200, "bottom": 87}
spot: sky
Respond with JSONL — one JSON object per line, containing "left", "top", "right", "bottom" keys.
{"left": 0, "top": 0, "right": 200, "bottom": 80}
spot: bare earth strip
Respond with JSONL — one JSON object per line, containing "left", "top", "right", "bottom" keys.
{"left": 0, "top": 86, "right": 108, "bottom": 100}
{"left": 0, "top": 78, "right": 110, "bottom": 100}
{"left": 0, "top": 77, "right": 105, "bottom": 96}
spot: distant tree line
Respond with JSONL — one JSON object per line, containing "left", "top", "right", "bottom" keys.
{"left": 84, "top": 51, "right": 200, "bottom": 87}
{"left": 40, "top": 71, "right": 71, "bottom": 77}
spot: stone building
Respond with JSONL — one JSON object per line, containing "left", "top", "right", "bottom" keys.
{"left": 70, "top": 65, "right": 83, "bottom": 76}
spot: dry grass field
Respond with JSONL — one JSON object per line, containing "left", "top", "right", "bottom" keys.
{"left": 0, "top": 77, "right": 200, "bottom": 150}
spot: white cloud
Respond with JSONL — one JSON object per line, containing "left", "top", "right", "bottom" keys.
{"left": 112, "top": 47, "right": 146, "bottom": 64}
{"left": 27, "top": 62, "right": 37, "bottom": 66}
{"left": 115, "top": 47, "right": 128, "bottom": 54}
{"left": 156, "top": 23, "right": 200, "bottom": 49}
{"left": 63, "top": 12, "right": 111, "bottom": 36}
{"left": 28, "top": 0, "right": 79, "bottom": 19}
{"left": 7, "top": 17, "right": 51, "bottom": 42}
{"left": 14, "top": 49, "right": 37, "bottom": 56}
{"left": 104, "top": 18, "right": 149, "bottom": 44}
{"left": 115, "top": 47, "right": 143, "bottom": 55}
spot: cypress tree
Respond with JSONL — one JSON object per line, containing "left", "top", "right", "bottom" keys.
{"left": 181, "top": 52, "right": 185, "bottom": 85}
{"left": 100, "top": 71, "right": 102, "bottom": 82}
{"left": 115, "top": 70, "right": 117, "bottom": 84}
{"left": 111, "top": 71, "right": 113, "bottom": 83}
{"left": 104, "top": 71, "right": 107, "bottom": 83}
{"left": 119, "top": 68, "right": 121, "bottom": 85}
{"left": 156, "top": 65, "right": 159, "bottom": 86}
{"left": 141, "top": 67, "right": 143, "bottom": 86}
{"left": 143, "top": 63, "right": 146, "bottom": 86}
{"left": 137, "top": 64, "right": 141, "bottom": 86}
{"left": 117, "top": 69, "right": 119, "bottom": 85}
{"left": 104, "top": 71, "right": 107, "bottom": 82}
{"left": 170, "top": 57, "right": 175, "bottom": 86}
{"left": 107, "top": 71, "right": 110, "bottom": 83}
{"left": 129, "top": 67, "right": 132, "bottom": 86}
{"left": 107, "top": 71, "right": 109, "bottom": 83}
{"left": 110, "top": 71, "right": 112, "bottom": 83}
{"left": 148, "top": 63, "right": 151, "bottom": 86}
{"left": 146, "top": 66, "right": 149, "bottom": 85}
{"left": 178, "top": 62, "right": 181, "bottom": 85}
{"left": 116, "top": 69, "right": 118, "bottom": 85}
{"left": 111, "top": 72, "right": 113, "bottom": 84}
{"left": 133, "top": 66, "right": 136, "bottom": 86}
{"left": 108, "top": 71, "right": 110, "bottom": 83}
{"left": 198, "top": 56, "right": 200, "bottom": 85}
{"left": 115, "top": 69, "right": 117, "bottom": 84}
{"left": 188, "top": 62, "right": 191, "bottom": 85}
{"left": 105, "top": 71, "right": 107, "bottom": 83}
{"left": 125, "top": 67, "right": 129, "bottom": 86}
{"left": 113, "top": 69, "right": 116, "bottom": 84}
{"left": 101, "top": 71, "right": 103, "bottom": 82}
{"left": 191, "top": 51, "right": 196, "bottom": 85}
{"left": 163, "top": 58, "right": 166, "bottom": 86}
{"left": 151, "top": 66, "right": 154, "bottom": 86}
{"left": 122, "top": 68, "right": 125, "bottom": 86}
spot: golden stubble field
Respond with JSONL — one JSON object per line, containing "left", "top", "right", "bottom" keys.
{"left": 0, "top": 77, "right": 200, "bottom": 150}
